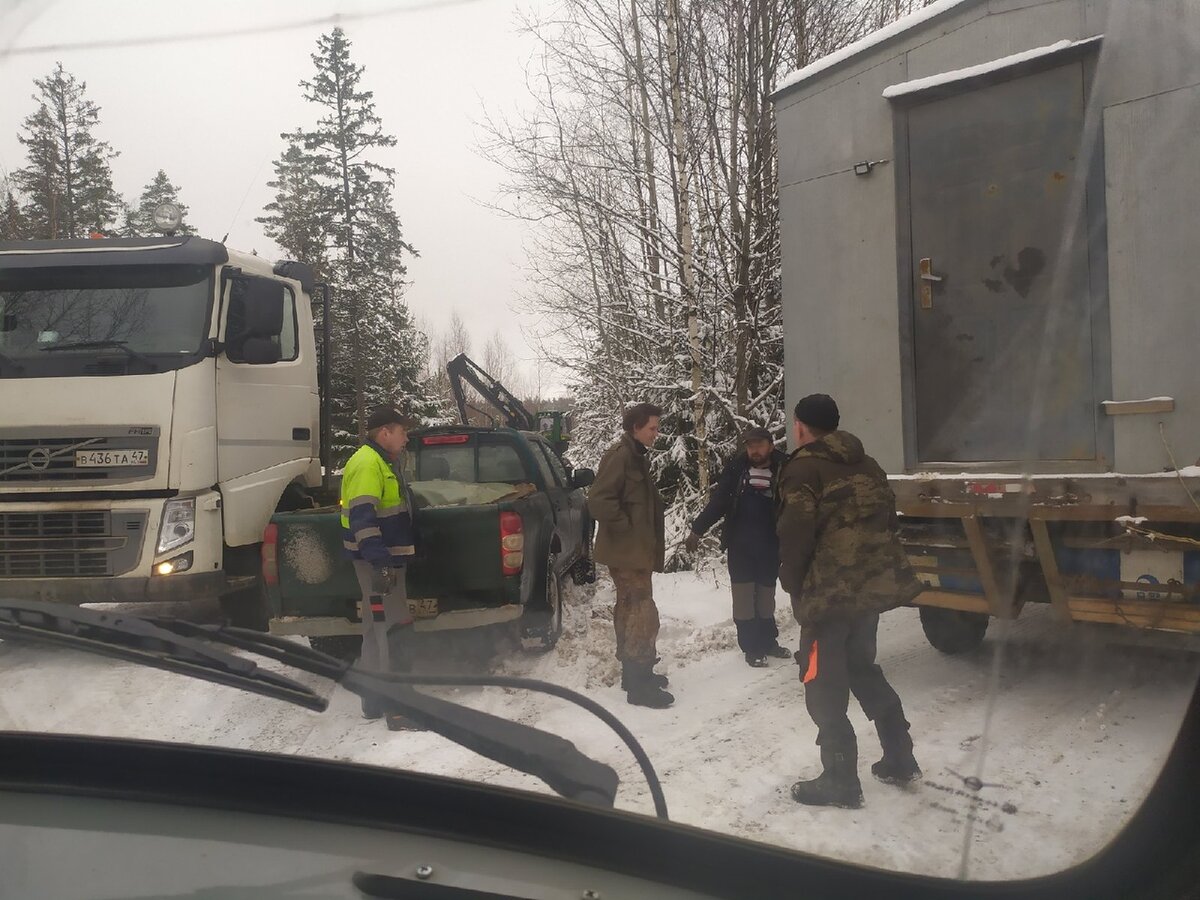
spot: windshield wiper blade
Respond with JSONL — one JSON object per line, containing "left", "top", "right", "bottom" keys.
{"left": 0, "top": 601, "right": 324, "bottom": 709}
{"left": 0, "top": 601, "right": 630, "bottom": 812}
{"left": 40, "top": 340, "right": 159, "bottom": 370}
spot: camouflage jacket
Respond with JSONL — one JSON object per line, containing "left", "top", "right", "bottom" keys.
{"left": 776, "top": 431, "right": 922, "bottom": 627}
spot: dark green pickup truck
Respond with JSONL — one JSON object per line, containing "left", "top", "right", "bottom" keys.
{"left": 263, "top": 426, "right": 595, "bottom": 653}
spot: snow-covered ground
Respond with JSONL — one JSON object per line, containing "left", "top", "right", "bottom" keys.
{"left": 1, "top": 571, "right": 1196, "bottom": 882}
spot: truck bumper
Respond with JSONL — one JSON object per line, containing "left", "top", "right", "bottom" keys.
{"left": 0, "top": 571, "right": 228, "bottom": 605}
{"left": 269, "top": 603, "right": 524, "bottom": 637}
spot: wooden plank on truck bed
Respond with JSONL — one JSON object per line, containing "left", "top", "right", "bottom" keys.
{"left": 913, "top": 590, "right": 991, "bottom": 615}
{"left": 961, "top": 516, "right": 1018, "bottom": 619}
{"left": 1029, "top": 518, "right": 1073, "bottom": 622}
{"left": 1067, "top": 597, "right": 1200, "bottom": 633}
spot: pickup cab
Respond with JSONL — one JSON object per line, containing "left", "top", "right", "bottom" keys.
{"left": 263, "top": 426, "right": 595, "bottom": 653}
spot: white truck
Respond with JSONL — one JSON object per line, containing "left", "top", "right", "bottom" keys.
{"left": 0, "top": 222, "right": 326, "bottom": 626}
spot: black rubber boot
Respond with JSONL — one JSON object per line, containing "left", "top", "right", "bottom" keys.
{"left": 791, "top": 743, "right": 864, "bottom": 809}
{"left": 767, "top": 644, "right": 793, "bottom": 659}
{"left": 620, "top": 658, "right": 668, "bottom": 689}
{"left": 624, "top": 662, "right": 674, "bottom": 708}
{"left": 361, "top": 697, "right": 383, "bottom": 720}
{"left": 872, "top": 712, "right": 921, "bottom": 785}
{"left": 745, "top": 653, "right": 768, "bottom": 668}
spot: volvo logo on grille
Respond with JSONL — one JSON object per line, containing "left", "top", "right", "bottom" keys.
{"left": 26, "top": 448, "right": 52, "bottom": 471}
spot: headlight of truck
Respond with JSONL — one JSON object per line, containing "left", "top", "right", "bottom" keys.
{"left": 157, "top": 498, "right": 196, "bottom": 555}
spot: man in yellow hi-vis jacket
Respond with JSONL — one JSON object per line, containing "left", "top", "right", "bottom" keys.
{"left": 341, "top": 406, "right": 418, "bottom": 720}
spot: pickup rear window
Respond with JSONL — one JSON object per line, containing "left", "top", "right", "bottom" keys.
{"left": 409, "top": 435, "right": 528, "bottom": 484}
{"left": 406, "top": 434, "right": 534, "bottom": 510}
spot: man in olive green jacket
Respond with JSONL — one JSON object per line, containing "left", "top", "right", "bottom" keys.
{"left": 588, "top": 402, "right": 673, "bottom": 708}
{"left": 777, "top": 394, "right": 924, "bottom": 808}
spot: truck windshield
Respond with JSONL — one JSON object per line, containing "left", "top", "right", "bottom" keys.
{"left": 0, "top": 264, "right": 212, "bottom": 377}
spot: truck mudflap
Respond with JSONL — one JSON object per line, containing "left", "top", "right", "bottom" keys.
{"left": 270, "top": 603, "right": 523, "bottom": 638}
{"left": 891, "top": 473, "right": 1200, "bottom": 642}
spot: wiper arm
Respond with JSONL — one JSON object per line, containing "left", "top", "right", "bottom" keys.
{"left": 40, "top": 340, "right": 159, "bottom": 371}
{"left": 0, "top": 601, "right": 324, "bottom": 709}
{"left": 0, "top": 601, "right": 651, "bottom": 814}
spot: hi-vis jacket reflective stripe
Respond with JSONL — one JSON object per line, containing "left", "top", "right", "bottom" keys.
{"left": 339, "top": 440, "right": 415, "bottom": 566}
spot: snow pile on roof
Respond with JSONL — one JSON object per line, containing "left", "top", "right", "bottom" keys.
{"left": 881, "top": 36, "right": 1102, "bottom": 98}
{"left": 774, "top": 0, "right": 973, "bottom": 95}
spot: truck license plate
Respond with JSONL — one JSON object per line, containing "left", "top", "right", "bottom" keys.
{"left": 75, "top": 449, "right": 149, "bottom": 468}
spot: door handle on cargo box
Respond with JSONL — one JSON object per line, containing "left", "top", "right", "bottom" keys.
{"left": 918, "top": 258, "right": 943, "bottom": 309}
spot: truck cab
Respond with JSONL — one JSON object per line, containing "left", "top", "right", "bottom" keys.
{"left": 0, "top": 236, "right": 320, "bottom": 611}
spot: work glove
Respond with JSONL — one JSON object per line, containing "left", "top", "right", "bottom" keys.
{"left": 371, "top": 566, "right": 396, "bottom": 596}
{"left": 684, "top": 532, "right": 700, "bottom": 554}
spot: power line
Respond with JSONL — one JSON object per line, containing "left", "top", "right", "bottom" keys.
{"left": 0, "top": 0, "right": 483, "bottom": 59}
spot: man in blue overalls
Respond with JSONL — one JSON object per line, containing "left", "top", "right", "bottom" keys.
{"left": 686, "top": 427, "right": 792, "bottom": 667}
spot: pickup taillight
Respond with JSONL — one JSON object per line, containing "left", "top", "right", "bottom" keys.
{"left": 499, "top": 511, "right": 524, "bottom": 576}
{"left": 261, "top": 523, "right": 280, "bottom": 586}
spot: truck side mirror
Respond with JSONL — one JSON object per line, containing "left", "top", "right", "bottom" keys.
{"left": 226, "top": 277, "right": 286, "bottom": 365}
{"left": 243, "top": 279, "right": 285, "bottom": 336}
{"left": 572, "top": 468, "right": 595, "bottom": 488}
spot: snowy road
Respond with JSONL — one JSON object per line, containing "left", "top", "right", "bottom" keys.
{"left": 1, "top": 572, "right": 1196, "bottom": 882}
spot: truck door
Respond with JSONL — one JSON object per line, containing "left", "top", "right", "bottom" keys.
{"left": 538, "top": 443, "right": 586, "bottom": 561}
{"left": 528, "top": 438, "right": 576, "bottom": 563}
{"left": 215, "top": 274, "right": 317, "bottom": 483}
{"left": 904, "top": 59, "right": 1108, "bottom": 464}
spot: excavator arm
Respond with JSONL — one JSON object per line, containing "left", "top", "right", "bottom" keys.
{"left": 445, "top": 353, "right": 537, "bottom": 431}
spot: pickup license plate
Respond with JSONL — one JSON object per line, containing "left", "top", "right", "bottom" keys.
{"left": 75, "top": 449, "right": 149, "bottom": 468}
{"left": 408, "top": 598, "right": 438, "bottom": 619}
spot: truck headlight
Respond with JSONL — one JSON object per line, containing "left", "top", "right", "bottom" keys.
{"left": 157, "top": 498, "right": 196, "bottom": 554}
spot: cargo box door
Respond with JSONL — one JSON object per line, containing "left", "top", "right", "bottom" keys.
{"left": 905, "top": 60, "right": 1104, "bottom": 464}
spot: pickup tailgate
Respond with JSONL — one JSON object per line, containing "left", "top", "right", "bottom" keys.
{"left": 267, "top": 502, "right": 520, "bottom": 630}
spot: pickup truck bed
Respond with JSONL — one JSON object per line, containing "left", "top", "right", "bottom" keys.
{"left": 264, "top": 427, "right": 594, "bottom": 650}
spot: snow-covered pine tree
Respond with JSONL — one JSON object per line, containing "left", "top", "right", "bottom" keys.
{"left": 14, "top": 63, "right": 121, "bottom": 239}
{"left": 0, "top": 177, "right": 28, "bottom": 240}
{"left": 260, "top": 28, "right": 434, "bottom": 461}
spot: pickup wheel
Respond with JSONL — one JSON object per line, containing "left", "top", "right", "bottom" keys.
{"left": 570, "top": 556, "right": 596, "bottom": 586}
{"left": 521, "top": 555, "right": 564, "bottom": 654}
{"left": 919, "top": 606, "right": 989, "bottom": 654}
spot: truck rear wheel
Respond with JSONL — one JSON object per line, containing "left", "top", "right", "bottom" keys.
{"left": 521, "top": 555, "right": 564, "bottom": 653}
{"left": 919, "top": 606, "right": 990, "bottom": 654}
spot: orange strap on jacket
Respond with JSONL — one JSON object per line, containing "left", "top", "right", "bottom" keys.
{"left": 803, "top": 641, "right": 819, "bottom": 683}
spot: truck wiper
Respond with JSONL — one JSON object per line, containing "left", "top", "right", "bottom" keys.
{"left": 40, "top": 340, "right": 159, "bottom": 371}
{"left": 0, "top": 601, "right": 667, "bottom": 817}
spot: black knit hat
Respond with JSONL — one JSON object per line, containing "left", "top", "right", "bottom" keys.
{"left": 793, "top": 394, "right": 839, "bottom": 431}
{"left": 367, "top": 405, "right": 418, "bottom": 431}
{"left": 740, "top": 426, "right": 772, "bottom": 444}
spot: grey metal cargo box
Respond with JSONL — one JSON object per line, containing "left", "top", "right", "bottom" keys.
{"left": 772, "top": 0, "right": 1200, "bottom": 475}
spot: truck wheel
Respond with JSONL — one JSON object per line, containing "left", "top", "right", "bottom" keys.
{"left": 521, "top": 556, "right": 564, "bottom": 654}
{"left": 919, "top": 606, "right": 990, "bottom": 654}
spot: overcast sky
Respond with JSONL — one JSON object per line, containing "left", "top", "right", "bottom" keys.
{"left": 0, "top": 0, "right": 557, "bottom": 390}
